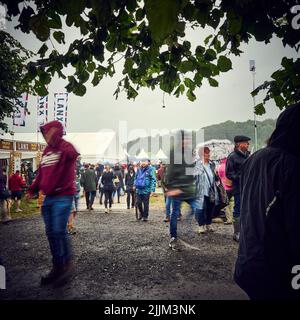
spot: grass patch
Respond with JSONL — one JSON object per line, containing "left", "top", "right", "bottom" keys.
{"left": 9, "top": 198, "right": 41, "bottom": 219}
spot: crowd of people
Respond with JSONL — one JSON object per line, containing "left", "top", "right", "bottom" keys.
{"left": 1, "top": 102, "right": 299, "bottom": 299}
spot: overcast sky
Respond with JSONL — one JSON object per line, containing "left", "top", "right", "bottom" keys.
{"left": 3, "top": 11, "right": 299, "bottom": 141}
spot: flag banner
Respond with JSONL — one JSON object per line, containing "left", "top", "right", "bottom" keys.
{"left": 54, "top": 93, "right": 68, "bottom": 133}
{"left": 13, "top": 93, "right": 28, "bottom": 127}
{"left": 37, "top": 95, "right": 48, "bottom": 131}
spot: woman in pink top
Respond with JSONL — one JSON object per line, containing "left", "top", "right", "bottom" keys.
{"left": 217, "top": 158, "right": 234, "bottom": 225}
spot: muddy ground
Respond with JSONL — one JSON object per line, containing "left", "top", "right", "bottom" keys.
{"left": 0, "top": 199, "right": 247, "bottom": 300}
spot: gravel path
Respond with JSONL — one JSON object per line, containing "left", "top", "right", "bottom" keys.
{"left": 0, "top": 197, "right": 247, "bottom": 300}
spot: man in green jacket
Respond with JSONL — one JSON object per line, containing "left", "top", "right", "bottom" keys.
{"left": 164, "top": 130, "right": 199, "bottom": 250}
{"left": 80, "top": 164, "right": 98, "bottom": 210}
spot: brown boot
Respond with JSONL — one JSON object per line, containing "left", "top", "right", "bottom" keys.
{"left": 41, "top": 266, "right": 62, "bottom": 286}
{"left": 53, "top": 259, "right": 75, "bottom": 287}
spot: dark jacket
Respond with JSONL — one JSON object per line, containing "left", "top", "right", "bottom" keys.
{"left": 113, "top": 168, "right": 124, "bottom": 189}
{"left": 164, "top": 144, "right": 196, "bottom": 200}
{"left": 0, "top": 171, "right": 7, "bottom": 200}
{"left": 234, "top": 102, "right": 300, "bottom": 299}
{"left": 225, "top": 148, "right": 250, "bottom": 194}
{"left": 101, "top": 171, "right": 115, "bottom": 192}
{"left": 80, "top": 169, "right": 97, "bottom": 192}
{"left": 125, "top": 171, "right": 135, "bottom": 191}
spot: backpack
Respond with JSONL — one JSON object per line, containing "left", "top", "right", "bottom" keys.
{"left": 135, "top": 167, "right": 149, "bottom": 189}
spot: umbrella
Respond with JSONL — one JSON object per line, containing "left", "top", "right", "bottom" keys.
{"left": 196, "top": 139, "right": 234, "bottom": 161}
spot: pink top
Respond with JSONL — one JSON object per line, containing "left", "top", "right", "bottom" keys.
{"left": 217, "top": 158, "right": 232, "bottom": 191}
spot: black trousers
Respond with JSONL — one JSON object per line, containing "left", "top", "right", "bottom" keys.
{"left": 99, "top": 189, "right": 104, "bottom": 204}
{"left": 104, "top": 190, "right": 113, "bottom": 208}
{"left": 126, "top": 190, "right": 135, "bottom": 208}
{"left": 136, "top": 193, "right": 150, "bottom": 218}
{"left": 85, "top": 191, "right": 96, "bottom": 208}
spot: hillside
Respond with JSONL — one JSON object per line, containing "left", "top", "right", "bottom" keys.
{"left": 126, "top": 119, "right": 276, "bottom": 156}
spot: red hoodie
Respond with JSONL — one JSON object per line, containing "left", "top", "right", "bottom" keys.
{"left": 9, "top": 173, "right": 26, "bottom": 191}
{"left": 28, "top": 121, "right": 79, "bottom": 197}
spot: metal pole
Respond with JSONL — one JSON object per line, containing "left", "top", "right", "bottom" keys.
{"left": 252, "top": 69, "right": 258, "bottom": 152}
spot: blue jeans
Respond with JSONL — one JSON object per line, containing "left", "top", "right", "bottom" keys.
{"left": 170, "top": 198, "right": 199, "bottom": 238}
{"left": 42, "top": 195, "right": 74, "bottom": 268}
{"left": 85, "top": 191, "right": 96, "bottom": 208}
{"left": 233, "top": 193, "right": 241, "bottom": 219}
{"left": 165, "top": 196, "right": 172, "bottom": 217}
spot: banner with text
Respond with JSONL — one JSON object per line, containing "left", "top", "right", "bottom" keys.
{"left": 13, "top": 93, "right": 28, "bottom": 127}
{"left": 37, "top": 95, "right": 48, "bottom": 131}
{"left": 54, "top": 93, "right": 68, "bottom": 133}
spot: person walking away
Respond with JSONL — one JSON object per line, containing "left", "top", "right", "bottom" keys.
{"left": 164, "top": 130, "right": 199, "bottom": 250}
{"left": 68, "top": 174, "right": 81, "bottom": 235}
{"left": 134, "top": 158, "right": 156, "bottom": 221}
{"left": 27, "top": 120, "right": 79, "bottom": 287}
{"left": 113, "top": 163, "right": 124, "bottom": 204}
{"left": 98, "top": 173, "right": 104, "bottom": 205}
{"left": 125, "top": 166, "right": 135, "bottom": 210}
{"left": 26, "top": 163, "right": 35, "bottom": 186}
{"left": 226, "top": 135, "right": 251, "bottom": 242}
{"left": 96, "top": 162, "right": 104, "bottom": 180}
{"left": 80, "top": 164, "right": 97, "bottom": 211}
{"left": 8, "top": 170, "right": 26, "bottom": 212}
{"left": 235, "top": 102, "right": 300, "bottom": 299}
{"left": 101, "top": 165, "right": 115, "bottom": 213}
{"left": 217, "top": 158, "right": 234, "bottom": 225}
{"left": 0, "top": 168, "right": 11, "bottom": 223}
{"left": 194, "top": 147, "right": 220, "bottom": 234}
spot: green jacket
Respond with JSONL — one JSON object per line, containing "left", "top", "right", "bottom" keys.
{"left": 164, "top": 146, "right": 196, "bottom": 200}
{"left": 80, "top": 169, "right": 97, "bottom": 192}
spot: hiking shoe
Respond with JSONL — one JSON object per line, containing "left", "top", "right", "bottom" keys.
{"left": 206, "top": 225, "right": 215, "bottom": 233}
{"left": 233, "top": 233, "right": 240, "bottom": 242}
{"left": 169, "top": 237, "right": 181, "bottom": 251}
{"left": 41, "top": 267, "right": 62, "bottom": 286}
{"left": 53, "top": 260, "right": 75, "bottom": 288}
{"left": 164, "top": 216, "right": 170, "bottom": 222}
{"left": 198, "top": 225, "right": 206, "bottom": 234}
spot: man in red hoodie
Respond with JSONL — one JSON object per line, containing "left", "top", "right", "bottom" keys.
{"left": 28, "top": 121, "right": 79, "bottom": 287}
{"left": 8, "top": 170, "right": 26, "bottom": 212}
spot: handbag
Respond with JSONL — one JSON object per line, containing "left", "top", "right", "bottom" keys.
{"left": 203, "top": 165, "right": 216, "bottom": 204}
{"left": 216, "top": 179, "right": 229, "bottom": 209}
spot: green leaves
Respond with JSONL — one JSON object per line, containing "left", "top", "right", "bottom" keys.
{"left": 217, "top": 56, "right": 232, "bottom": 72}
{"left": 144, "top": 0, "right": 181, "bottom": 44}
{"left": 53, "top": 31, "right": 65, "bottom": 44}
{"left": 37, "top": 44, "right": 48, "bottom": 58}
{"left": 29, "top": 15, "right": 50, "bottom": 41}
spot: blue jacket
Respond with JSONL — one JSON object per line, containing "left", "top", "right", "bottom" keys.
{"left": 134, "top": 165, "right": 156, "bottom": 195}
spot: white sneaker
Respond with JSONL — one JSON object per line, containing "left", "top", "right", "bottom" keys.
{"left": 108, "top": 208, "right": 112, "bottom": 213}
{"left": 198, "top": 225, "right": 206, "bottom": 234}
{"left": 105, "top": 208, "right": 108, "bottom": 213}
{"left": 169, "top": 237, "right": 177, "bottom": 250}
{"left": 16, "top": 208, "right": 22, "bottom": 212}
{"left": 206, "top": 225, "right": 215, "bottom": 233}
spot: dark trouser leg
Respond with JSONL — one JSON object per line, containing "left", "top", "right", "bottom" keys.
{"left": 142, "top": 193, "right": 150, "bottom": 218}
{"left": 136, "top": 194, "right": 144, "bottom": 217}
{"left": 127, "top": 191, "right": 130, "bottom": 208}
{"left": 131, "top": 191, "right": 135, "bottom": 207}
{"left": 100, "top": 190, "right": 104, "bottom": 204}
{"left": 85, "top": 192, "right": 90, "bottom": 208}
{"left": 108, "top": 190, "right": 113, "bottom": 208}
{"left": 90, "top": 191, "right": 96, "bottom": 208}
{"left": 205, "top": 197, "right": 214, "bottom": 225}
{"left": 104, "top": 191, "right": 109, "bottom": 208}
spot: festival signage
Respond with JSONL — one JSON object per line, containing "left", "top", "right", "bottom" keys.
{"left": 13, "top": 93, "right": 28, "bottom": 127}
{"left": 0, "top": 140, "right": 13, "bottom": 150}
{"left": 37, "top": 95, "right": 48, "bottom": 131}
{"left": 54, "top": 93, "right": 68, "bottom": 133}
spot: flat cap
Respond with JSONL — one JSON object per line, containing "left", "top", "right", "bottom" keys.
{"left": 234, "top": 135, "right": 251, "bottom": 143}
